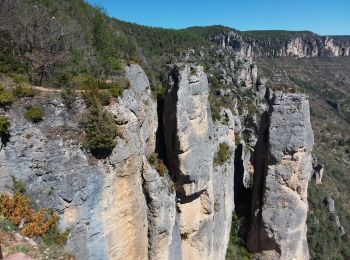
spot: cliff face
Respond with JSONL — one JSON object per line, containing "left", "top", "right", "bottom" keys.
{"left": 163, "top": 64, "right": 236, "bottom": 260}
{"left": 0, "top": 63, "right": 315, "bottom": 259}
{"left": 248, "top": 92, "right": 314, "bottom": 260}
{"left": 0, "top": 64, "right": 157, "bottom": 260}
{"left": 211, "top": 31, "right": 350, "bottom": 58}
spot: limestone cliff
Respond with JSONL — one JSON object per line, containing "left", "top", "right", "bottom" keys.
{"left": 163, "top": 64, "right": 236, "bottom": 260}
{"left": 0, "top": 64, "right": 157, "bottom": 260}
{"left": 0, "top": 61, "right": 316, "bottom": 260}
{"left": 210, "top": 30, "right": 350, "bottom": 58}
{"left": 248, "top": 92, "right": 314, "bottom": 260}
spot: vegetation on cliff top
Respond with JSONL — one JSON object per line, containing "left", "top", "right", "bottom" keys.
{"left": 79, "top": 93, "right": 117, "bottom": 158}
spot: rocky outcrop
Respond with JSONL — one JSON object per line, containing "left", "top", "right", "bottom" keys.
{"left": 0, "top": 60, "right": 317, "bottom": 260}
{"left": 163, "top": 64, "right": 236, "bottom": 260}
{"left": 0, "top": 64, "right": 158, "bottom": 260}
{"left": 248, "top": 92, "right": 314, "bottom": 260}
{"left": 210, "top": 31, "right": 254, "bottom": 60}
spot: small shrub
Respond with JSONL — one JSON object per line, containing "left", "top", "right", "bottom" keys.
{"left": 209, "top": 95, "right": 223, "bottom": 122}
{"left": 148, "top": 153, "right": 168, "bottom": 176}
{"left": 0, "top": 217, "right": 17, "bottom": 232}
{"left": 24, "top": 106, "right": 44, "bottom": 123}
{"left": 11, "top": 74, "right": 28, "bottom": 84}
{"left": 214, "top": 143, "right": 230, "bottom": 165}
{"left": 11, "top": 176, "right": 26, "bottom": 194}
{"left": 109, "top": 84, "right": 124, "bottom": 98}
{"left": 0, "top": 83, "right": 5, "bottom": 92}
{"left": 98, "top": 90, "right": 112, "bottom": 106}
{"left": 72, "top": 75, "right": 94, "bottom": 90}
{"left": 82, "top": 88, "right": 100, "bottom": 108}
{"left": 61, "top": 88, "right": 77, "bottom": 111}
{"left": 151, "top": 84, "right": 166, "bottom": 99}
{"left": 80, "top": 101, "right": 117, "bottom": 158}
{"left": 0, "top": 91, "right": 14, "bottom": 106}
{"left": 83, "top": 88, "right": 112, "bottom": 107}
{"left": 13, "top": 84, "right": 36, "bottom": 98}
{"left": 42, "top": 225, "right": 71, "bottom": 246}
{"left": 235, "top": 133, "right": 242, "bottom": 145}
{"left": 0, "top": 116, "right": 10, "bottom": 136}
{"left": 226, "top": 213, "right": 253, "bottom": 259}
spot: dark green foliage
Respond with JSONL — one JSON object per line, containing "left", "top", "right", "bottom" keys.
{"left": 61, "top": 88, "right": 77, "bottom": 111}
{"left": 0, "top": 116, "right": 10, "bottom": 136}
{"left": 24, "top": 106, "right": 44, "bottom": 123}
{"left": 42, "top": 225, "right": 71, "bottom": 246}
{"left": 209, "top": 95, "right": 223, "bottom": 122}
{"left": 0, "top": 217, "right": 17, "bottom": 232}
{"left": 214, "top": 143, "right": 230, "bottom": 165}
{"left": 79, "top": 98, "right": 117, "bottom": 158}
{"left": 98, "top": 90, "right": 112, "bottom": 106}
{"left": 11, "top": 74, "right": 28, "bottom": 84}
{"left": 12, "top": 85, "right": 36, "bottom": 98}
{"left": 0, "top": 91, "right": 14, "bottom": 107}
{"left": 226, "top": 213, "right": 252, "bottom": 260}
{"left": 11, "top": 176, "right": 26, "bottom": 194}
{"left": 151, "top": 84, "right": 167, "bottom": 99}
{"left": 109, "top": 84, "right": 124, "bottom": 98}
{"left": 82, "top": 88, "right": 112, "bottom": 107}
{"left": 307, "top": 183, "right": 350, "bottom": 259}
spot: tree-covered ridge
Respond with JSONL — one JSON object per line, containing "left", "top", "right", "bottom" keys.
{"left": 0, "top": 0, "right": 136, "bottom": 86}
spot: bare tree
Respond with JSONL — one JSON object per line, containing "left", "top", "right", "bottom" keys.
{"left": 1, "top": 1, "right": 87, "bottom": 85}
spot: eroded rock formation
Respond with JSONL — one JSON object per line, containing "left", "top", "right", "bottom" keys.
{"left": 163, "top": 64, "right": 236, "bottom": 260}
{"left": 248, "top": 92, "right": 314, "bottom": 260}
{"left": 0, "top": 62, "right": 316, "bottom": 260}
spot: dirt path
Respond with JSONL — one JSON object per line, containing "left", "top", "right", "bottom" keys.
{"left": 31, "top": 86, "right": 84, "bottom": 93}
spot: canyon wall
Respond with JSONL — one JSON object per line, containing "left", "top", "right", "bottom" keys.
{"left": 0, "top": 63, "right": 315, "bottom": 259}
{"left": 211, "top": 31, "right": 350, "bottom": 58}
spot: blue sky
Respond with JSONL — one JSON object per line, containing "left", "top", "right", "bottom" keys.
{"left": 87, "top": 0, "right": 350, "bottom": 35}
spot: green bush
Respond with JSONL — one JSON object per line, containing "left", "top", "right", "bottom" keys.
{"left": 214, "top": 143, "right": 230, "bottom": 165}
{"left": 226, "top": 213, "right": 253, "bottom": 260}
{"left": 0, "top": 91, "right": 14, "bottom": 106}
{"left": 0, "top": 116, "right": 10, "bottom": 136}
{"left": 109, "top": 84, "right": 124, "bottom": 98}
{"left": 11, "top": 176, "right": 26, "bottom": 194}
{"left": 61, "top": 88, "right": 77, "bottom": 111}
{"left": 0, "top": 83, "right": 5, "bottom": 92}
{"left": 13, "top": 84, "right": 36, "bottom": 98}
{"left": 42, "top": 225, "right": 71, "bottom": 246}
{"left": 0, "top": 217, "right": 17, "bottom": 232}
{"left": 209, "top": 95, "right": 223, "bottom": 122}
{"left": 24, "top": 106, "right": 44, "bottom": 123}
{"left": 148, "top": 153, "right": 168, "bottom": 176}
{"left": 235, "top": 133, "right": 242, "bottom": 145}
{"left": 80, "top": 101, "right": 117, "bottom": 158}
{"left": 11, "top": 74, "right": 28, "bottom": 84}
{"left": 151, "top": 84, "right": 166, "bottom": 99}
{"left": 98, "top": 90, "right": 112, "bottom": 106}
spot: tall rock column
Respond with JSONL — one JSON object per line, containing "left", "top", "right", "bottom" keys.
{"left": 248, "top": 92, "right": 314, "bottom": 260}
{"left": 163, "top": 64, "right": 235, "bottom": 260}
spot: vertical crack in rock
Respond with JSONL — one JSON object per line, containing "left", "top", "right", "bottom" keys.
{"left": 233, "top": 143, "right": 252, "bottom": 241}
